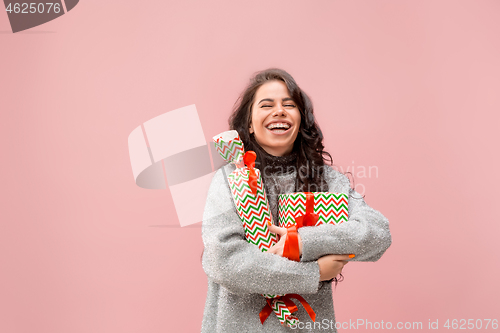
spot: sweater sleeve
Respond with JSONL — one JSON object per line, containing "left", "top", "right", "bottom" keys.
{"left": 201, "top": 167, "right": 321, "bottom": 296}
{"left": 298, "top": 167, "right": 392, "bottom": 262}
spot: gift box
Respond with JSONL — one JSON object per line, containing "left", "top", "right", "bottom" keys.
{"left": 278, "top": 192, "right": 349, "bottom": 228}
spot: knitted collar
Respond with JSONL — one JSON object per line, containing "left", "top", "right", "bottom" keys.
{"left": 253, "top": 145, "right": 298, "bottom": 177}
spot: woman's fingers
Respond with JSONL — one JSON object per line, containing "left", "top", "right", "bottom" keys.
{"left": 267, "top": 243, "right": 283, "bottom": 256}
{"left": 317, "top": 255, "right": 354, "bottom": 281}
{"left": 266, "top": 234, "right": 286, "bottom": 256}
{"left": 267, "top": 223, "right": 287, "bottom": 236}
{"left": 323, "top": 254, "right": 355, "bottom": 261}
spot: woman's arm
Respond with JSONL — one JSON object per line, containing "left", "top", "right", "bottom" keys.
{"left": 201, "top": 167, "right": 321, "bottom": 295}
{"left": 298, "top": 167, "right": 392, "bottom": 262}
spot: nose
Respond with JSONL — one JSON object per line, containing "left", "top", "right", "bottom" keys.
{"left": 273, "top": 104, "right": 286, "bottom": 117}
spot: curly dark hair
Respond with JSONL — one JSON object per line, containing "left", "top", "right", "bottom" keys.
{"left": 229, "top": 68, "right": 333, "bottom": 192}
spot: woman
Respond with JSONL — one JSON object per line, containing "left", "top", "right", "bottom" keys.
{"left": 201, "top": 68, "right": 392, "bottom": 332}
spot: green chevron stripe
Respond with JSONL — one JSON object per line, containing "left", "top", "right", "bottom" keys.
{"left": 315, "top": 202, "right": 348, "bottom": 212}
{"left": 214, "top": 140, "right": 244, "bottom": 162}
{"left": 245, "top": 224, "right": 272, "bottom": 236}
{"left": 239, "top": 202, "right": 270, "bottom": 215}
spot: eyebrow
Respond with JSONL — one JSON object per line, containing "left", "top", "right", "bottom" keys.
{"left": 258, "top": 97, "right": 294, "bottom": 104}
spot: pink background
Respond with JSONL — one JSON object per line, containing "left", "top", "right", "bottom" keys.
{"left": 1, "top": 1, "right": 499, "bottom": 332}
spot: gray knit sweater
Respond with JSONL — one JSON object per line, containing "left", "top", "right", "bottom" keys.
{"left": 201, "top": 163, "right": 392, "bottom": 332}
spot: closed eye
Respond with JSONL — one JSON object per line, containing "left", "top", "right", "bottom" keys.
{"left": 261, "top": 104, "right": 296, "bottom": 108}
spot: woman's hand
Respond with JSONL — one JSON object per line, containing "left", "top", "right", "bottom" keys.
{"left": 317, "top": 254, "right": 353, "bottom": 281}
{"left": 266, "top": 223, "right": 303, "bottom": 257}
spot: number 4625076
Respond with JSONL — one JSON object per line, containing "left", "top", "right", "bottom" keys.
{"left": 5, "top": 3, "right": 62, "bottom": 14}
{"left": 443, "top": 319, "right": 498, "bottom": 330}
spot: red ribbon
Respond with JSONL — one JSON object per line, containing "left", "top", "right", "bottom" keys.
{"left": 295, "top": 192, "right": 319, "bottom": 228}
{"left": 282, "top": 225, "right": 300, "bottom": 262}
{"left": 259, "top": 294, "right": 316, "bottom": 325}
{"left": 243, "top": 151, "right": 258, "bottom": 196}
{"left": 283, "top": 192, "right": 319, "bottom": 262}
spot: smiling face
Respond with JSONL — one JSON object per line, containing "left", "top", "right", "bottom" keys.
{"left": 249, "top": 80, "right": 302, "bottom": 156}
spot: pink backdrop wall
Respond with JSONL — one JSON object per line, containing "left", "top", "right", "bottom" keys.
{"left": 1, "top": 1, "right": 499, "bottom": 332}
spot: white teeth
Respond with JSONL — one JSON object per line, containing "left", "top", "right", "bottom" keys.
{"left": 266, "top": 123, "right": 291, "bottom": 130}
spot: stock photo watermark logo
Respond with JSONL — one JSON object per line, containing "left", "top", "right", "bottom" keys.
{"left": 128, "top": 105, "right": 226, "bottom": 227}
{"left": 3, "top": 0, "right": 79, "bottom": 33}
{"left": 256, "top": 161, "right": 379, "bottom": 196}
{"left": 332, "top": 161, "right": 379, "bottom": 196}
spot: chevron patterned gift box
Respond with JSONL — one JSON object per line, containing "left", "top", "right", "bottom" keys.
{"left": 278, "top": 192, "right": 349, "bottom": 228}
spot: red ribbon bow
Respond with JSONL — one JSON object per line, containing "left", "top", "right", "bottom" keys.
{"left": 243, "top": 151, "right": 258, "bottom": 196}
{"left": 282, "top": 192, "right": 319, "bottom": 262}
{"left": 259, "top": 294, "right": 316, "bottom": 325}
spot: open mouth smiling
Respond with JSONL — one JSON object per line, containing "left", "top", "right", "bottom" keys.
{"left": 266, "top": 122, "right": 292, "bottom": 134}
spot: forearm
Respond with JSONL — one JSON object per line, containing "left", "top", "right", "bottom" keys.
{"left": 299, "top": 189, "right": 392, "bottom": 262}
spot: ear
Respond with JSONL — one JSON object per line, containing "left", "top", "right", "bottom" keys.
{"left": 249, "top": 123, "right": 254, "bottom": 134}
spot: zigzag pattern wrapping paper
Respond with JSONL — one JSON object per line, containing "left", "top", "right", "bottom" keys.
{"left": 270, "top": 299, "right": 299, "bottom": 327}
{"left": 227, "top": 168, "right": 277, "bottom": 252}
{"left": 213, "top": 130, "right": 244, "bottom": 165}
{"left": 278, "top": 192, "right": 349, "bottom": 228}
